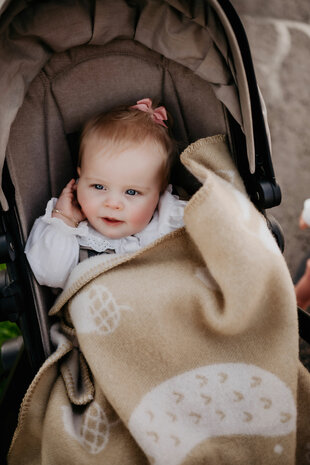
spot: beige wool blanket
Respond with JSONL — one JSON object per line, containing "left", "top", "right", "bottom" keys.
{"left": 8, "top": 135, "right": 310, "bottom": 464}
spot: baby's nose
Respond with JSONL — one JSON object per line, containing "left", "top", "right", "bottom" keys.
{"left": 104, "top": 195, "right": 123, "bottom": 210}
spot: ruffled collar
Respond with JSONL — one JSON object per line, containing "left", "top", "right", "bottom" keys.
{"left": 77, "top": 185, "right": 186, "bottom": 254}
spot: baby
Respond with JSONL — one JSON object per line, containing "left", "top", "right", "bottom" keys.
{"left": 25, "top": 98, "right": 187, "bottom": 289}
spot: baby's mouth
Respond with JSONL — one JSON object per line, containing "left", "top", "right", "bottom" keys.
{"left": 102, "top": 217, "right": 124, "bottom": 225}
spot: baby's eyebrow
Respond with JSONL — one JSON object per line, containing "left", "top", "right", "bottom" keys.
{"left": 84, "top": 176, "right": 105, "bottom": 182}
{"left": 129, "top": 185, "right": 151, "bottom": 192}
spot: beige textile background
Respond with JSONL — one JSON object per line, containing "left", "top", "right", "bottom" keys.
{"left": 230, "top": 0, "right": 310, "bottom": 278}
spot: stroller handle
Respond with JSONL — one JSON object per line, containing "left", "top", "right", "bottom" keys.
{"left": 216, "top": 0, "right": 281, "bottom": 210}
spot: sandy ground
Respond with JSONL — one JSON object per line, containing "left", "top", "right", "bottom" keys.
{"left": 231, "top": 0, "right": 310, "bottom": 278}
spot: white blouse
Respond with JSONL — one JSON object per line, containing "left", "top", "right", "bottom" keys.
{"left": 25, "top": 186, "right": 187, "bottom": 289}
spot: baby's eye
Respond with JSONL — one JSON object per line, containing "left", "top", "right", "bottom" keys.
{"left": 126, "top": 189, "right": 139, "bottom": 196}
{"left": 93, "top": 184, "right": 105, "bottom": 190}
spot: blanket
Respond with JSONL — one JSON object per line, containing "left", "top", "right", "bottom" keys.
{"left": 8, "top": 135, "right": 310, "bottom": 464}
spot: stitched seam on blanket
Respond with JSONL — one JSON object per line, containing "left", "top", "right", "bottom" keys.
{"left": 185, "top": 183, "right": 209, "bottom": 212}
{"left": 180, "top": 136, "right": 227, "bottom": 184}
{"left": 49, "top": 227, "right": 187, "bottom": 315}
{"left": 60, "top": 317, "right": 76, "bottom": 337}
{"left": 61, "top": 352, "right": 94, "bottom": 405}
{"left": 181, "top": 135, "right": 227, "bottom": 169}
{"left": 183, "top": 134, "right": 227, "bottom": 153}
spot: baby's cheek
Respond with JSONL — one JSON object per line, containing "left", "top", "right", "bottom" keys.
{"left": 129, "top": 204, "right": 156, "bottom": 227}
{"left": 78, "top": 194, "right": 98, "bottom": 220}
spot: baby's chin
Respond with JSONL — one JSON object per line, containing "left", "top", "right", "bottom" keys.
{"left": 96, "top": 225, "right": 144, "bottom": 240}
{"left": 88, "top": 218, "right": 151, "bottom": 240}
{"left": 104, "top": 230, "right": 142, "bottom": 240}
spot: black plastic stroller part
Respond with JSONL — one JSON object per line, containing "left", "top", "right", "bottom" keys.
{"left": 218, "top": 0, "right": 282, "bottom": 212}
{"left": 298, "top": 307, "right": 310, "bottom": 344}
{"left": 265, "top": 214, "right": 285, "bottom": 253}
{"left": 0, "top": 342, "right": 33, "bottom": 465}
{"left": 0, "top": 218, "right": 20, "bottom": 323}
{"left": 0, "top": 162, "right": 47, "bottom": 372}
{"left": 218, "top": 0, "right": 283, "bottom": 246}
{"left": 0, "top": 335, "right": 23, "bottom": 372}
{"left": 0, "top": 232, "right": 15, "bottom": 263}
{"left": 227, "top": 116, "right": 284, "bottom": 252}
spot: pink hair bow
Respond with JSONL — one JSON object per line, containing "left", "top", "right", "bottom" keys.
{"left": 130, "top": 98, "right": 168, "bottom": 128}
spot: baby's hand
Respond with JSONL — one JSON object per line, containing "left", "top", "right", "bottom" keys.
{"left": 53, "top": 179, "right": 85, "bottom": 227}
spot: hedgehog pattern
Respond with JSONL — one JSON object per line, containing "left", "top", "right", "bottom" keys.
{"left": 69, "top": 283, "right": 132, "bottom": 335}
{"left": 62, "top": 402, "right": 112, "bottom": 454}
{"left": 79, "top": 403, "right": 110, "bottom": 454}
{"left": 128, "top": 363, "right": 296, "bottom": 465}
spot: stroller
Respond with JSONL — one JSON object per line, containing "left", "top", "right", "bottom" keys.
{"left": 0, "top": 0, "right": 309, "bottom": 463}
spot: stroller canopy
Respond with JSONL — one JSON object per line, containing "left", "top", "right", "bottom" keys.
{"left": 0, "top": 0, "right": 258, "bottom": 211}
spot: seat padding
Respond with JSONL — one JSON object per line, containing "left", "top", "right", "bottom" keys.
{"left": 7, "top": 39, "right": 226, "bottom": 239}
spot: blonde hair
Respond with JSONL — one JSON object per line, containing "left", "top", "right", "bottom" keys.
{"left": 78, "top": 103, "right": 176, "bottom": 189}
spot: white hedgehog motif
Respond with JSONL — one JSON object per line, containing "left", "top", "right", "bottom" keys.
{"left": 128, "top": 363, "right": 296, "bottom": 465}
{"left": 70, "top": 283, "right": 132, "bottom": 335}
{"left": 62, "top": 402, "right": 110, "bottom": 454}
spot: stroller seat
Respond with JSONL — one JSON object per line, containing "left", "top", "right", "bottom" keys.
{"left": 7, "top": 37, "right": 228, "bottom": 357}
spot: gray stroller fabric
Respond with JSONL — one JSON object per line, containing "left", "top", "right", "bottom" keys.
{"left": 7, "top": 39, "right": 226, "bottom": 240}
{"left": 0, "top": 0, "right": 255, "bottom": 211}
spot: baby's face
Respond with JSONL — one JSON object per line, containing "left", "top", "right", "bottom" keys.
{"left": 77, "top": 139, "right": 166, "bottom": 239}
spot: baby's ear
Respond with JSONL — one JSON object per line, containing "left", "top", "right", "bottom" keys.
{"left": 77, "top": 166, "right": 81, "bottom": 177}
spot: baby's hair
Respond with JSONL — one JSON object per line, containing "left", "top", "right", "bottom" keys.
{"left": 78, "top": 101, "right": 176, "bottom": 190}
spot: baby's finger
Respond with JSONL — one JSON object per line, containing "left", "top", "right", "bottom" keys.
{"left": 61, "top": 178, "right": 74, "bottom": 191}
{"left": 64, "top": 179, "right": 76, "bottom": 191}
{"left": 72, "top": 179, "right": 79, "bottom": 192}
